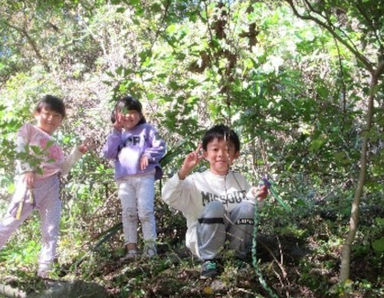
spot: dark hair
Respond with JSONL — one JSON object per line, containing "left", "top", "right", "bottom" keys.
{"left": 35, "top": 95, "right": 66, "bottom": 118}
{"left": 202, "top": 124, "right": 240, "bottom": 152}
{"left": 111, "top": 96, "right": 146, "bottom": 125}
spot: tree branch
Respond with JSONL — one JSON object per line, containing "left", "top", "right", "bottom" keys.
{"left": 355, "top": 0, "right": 383, "bottom": 48}
{"left": 286, "top": 0, "right": 373, "bottom": 72}
{"left": 2, "top": 20, "right": 50, "bottom": 71}
{"left": 303, "top": 0, "right": 322, "bottom": 16}
{"left": 334, "top": 37, "right": 347, "bottom": 114}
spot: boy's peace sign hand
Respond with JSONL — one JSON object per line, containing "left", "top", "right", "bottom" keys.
{"left": 178, "top": 144, "right": 204, "bottom": 180}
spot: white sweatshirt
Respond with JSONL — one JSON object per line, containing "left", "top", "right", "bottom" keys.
{"left": 161, "top": 169, "right": 259, "bottom": 257}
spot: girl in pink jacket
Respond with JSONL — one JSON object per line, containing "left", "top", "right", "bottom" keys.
{"left": 0, "top": 95, "right": 90, "bottom": 278}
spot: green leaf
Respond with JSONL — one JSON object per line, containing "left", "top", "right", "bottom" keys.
{"left": 375, "top": 218, "right": 384, "bottom": 226}
{"left": 30, "top": 145, "right": 42, "bottom": 154}
{"left": 309, "top": 137, "right": 326, "bottom": 151}
{"left": 316, "top": 86, "right": 329, "bottom": 98}
{"left": 372, "top": 238, "right": 384, "bottom": 252}
{"left": 45, "top": 139, "right": 54, "bottom": 149}
{"left": 166, "top": 24, "right": 177, "bottom": 34}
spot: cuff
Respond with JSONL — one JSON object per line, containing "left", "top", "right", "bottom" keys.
{"left": 246, "top": 187, "right": 264, "bottom": 208}
{"left": 112, "top": 128, "right": 122, "bottom": 135}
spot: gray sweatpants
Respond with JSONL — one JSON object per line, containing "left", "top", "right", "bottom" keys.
{"left": 197, "top": 200, "right": 255, "bottom": 260}
{"left": 0, "top": 175, "right": 61, "bottom": 272}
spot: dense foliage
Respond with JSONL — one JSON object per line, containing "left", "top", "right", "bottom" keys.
{"left": 0, "top": 0, "right": 383, "bottom": 297}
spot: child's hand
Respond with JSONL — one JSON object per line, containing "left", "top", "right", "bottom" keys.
{"left": 113, "top": 115, "right": 124, "bottom": 131}
{"left": 23, "top": 171, "right": 35, "bottom": 189}
{"left": 78, "top": 137, "right": 95, "bottom": 154}
{"left": 140, "top": 155, "right": 149, "bottom": 170}
{"left": 178, "top": 144, "right": 203, "bottom": 180}
{"left": 252, "top": 185, "right": 268, "bottom": 201}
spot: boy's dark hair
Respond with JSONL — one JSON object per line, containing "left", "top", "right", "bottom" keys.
{"left": 111, "top": 95, "right": 146, "bottom": 125}
{"left": 35, "top": 95, "right": 66, "bottom": 118}
{"left": 202, "top": 124, "right": 240, "bottom": 152}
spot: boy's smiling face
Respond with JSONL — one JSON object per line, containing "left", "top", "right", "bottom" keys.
{"left": 203, "top": 138, "right": 239, "bottom": 176}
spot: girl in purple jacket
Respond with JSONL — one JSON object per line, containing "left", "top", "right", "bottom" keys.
{"left": 103, "top": 96, "right": 166, "bottom": 259}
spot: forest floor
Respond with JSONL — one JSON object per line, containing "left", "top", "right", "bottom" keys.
{"left": 1, "top": 236, "right": 382, "bottom": 297}
{"left": 0, "top": 204, "right": 383, "bottom": 297}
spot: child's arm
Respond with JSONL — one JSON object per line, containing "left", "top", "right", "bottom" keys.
{"left": 102, "top": 128, "right": 123, "bottom": 160}
{"left": 15, "top": 125, "right": 36, "bottom": 188}
{"left": 161, "top": 168, "right": 196, "bottom": 212}
{"left": 246, "top": 184, "right": 269, "bottom": 208}
{"left": 61, "top": 138, "right": 92, "bottom": 176}
{"left": 161, "top": 145, "right": 202, "bottom": 210}
{"left": 251, "top": 185, "right": 269, "bottom": 201}
{"left": 178, "top": 144, "right": 203, "bottom": 180}
{"left": 141, "top": 127, "right": 166, "bottom": 170}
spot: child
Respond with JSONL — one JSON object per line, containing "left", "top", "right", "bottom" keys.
{"left": 0, "top": 95, "right": 91, "bottom": 278}
{"left": 103, "top": 96, "right": 166, "bottom": 259}
{"left": 161, "top": 124, "right": 268, "bottom": 278}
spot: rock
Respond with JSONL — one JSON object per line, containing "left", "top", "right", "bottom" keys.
{"left": 29, "top": 280, "right": 109, "bottom": 298}
{"left": 210, "top": 279, "right": 227, "bottom": 292}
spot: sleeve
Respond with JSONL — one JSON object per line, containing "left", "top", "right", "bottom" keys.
{"left": 61, "top": 146, "right": 84, "bottom": 176}
{"left": 143, "top": 126, "right": 166, "bottom": 163}
{"left": 161, "top": 173, "right": 195, "bottom": 213}
{"left": 103, "top": 129, "right": 123, "bottom": 160}
{"left": 246, "top": 186, "right": 264, "bottom": 208}
{"left": 234, "top": 172, "right": 264, "bottom": 207}
{"left": 15, "top": 124, "right": 34, "bottom": 173}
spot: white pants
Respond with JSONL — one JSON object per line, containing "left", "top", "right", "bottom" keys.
{"left": 0, "top": 175, "right": 61, "bottom": 271}
{"left": 118, "top": 173, "right": 156, "bottom": 245}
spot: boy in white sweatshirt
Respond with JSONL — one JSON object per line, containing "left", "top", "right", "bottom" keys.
{"left": 161, "top": 124, "right": 268, "bottom": 278}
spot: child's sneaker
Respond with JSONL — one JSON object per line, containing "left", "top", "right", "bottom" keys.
{"left": 121, "top": 249, "right": 138, "bottom": 261}
{"left": 200, "top": 260, "right": 218, "bottom": 279}
{"left": 142, "top": 241, "right": 157, "bottom": 258}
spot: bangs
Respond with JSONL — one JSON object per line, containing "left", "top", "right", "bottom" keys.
{"left": 35, "top": 95, "right": 66, "bottom": 118}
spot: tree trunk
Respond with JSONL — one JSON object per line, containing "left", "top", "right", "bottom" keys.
{"left": 339, "top": 64, "right": 383, "bottom": 282}
{"left": 285, "top": 0, "right": 384, "bottom": 282}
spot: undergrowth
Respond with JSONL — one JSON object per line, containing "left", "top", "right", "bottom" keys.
{"left": 0, "top": 186, "right": 383, "bottom": 297}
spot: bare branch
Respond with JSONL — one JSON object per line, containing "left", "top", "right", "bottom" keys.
{"left": 355, "top": 0, "right": 383, "bottom": 48}
{"left": 286, "top": 0, "right": 373, "bottom": 72}
{"left": 2, "top": 19, "right": 50, "bottom": 71}
{"left": 333, "top": 37, "right": 347, "bottom": 114}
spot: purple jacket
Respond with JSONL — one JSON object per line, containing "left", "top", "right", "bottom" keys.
{"left": 103, "top": 123, "right": 166, "bottom": 180}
